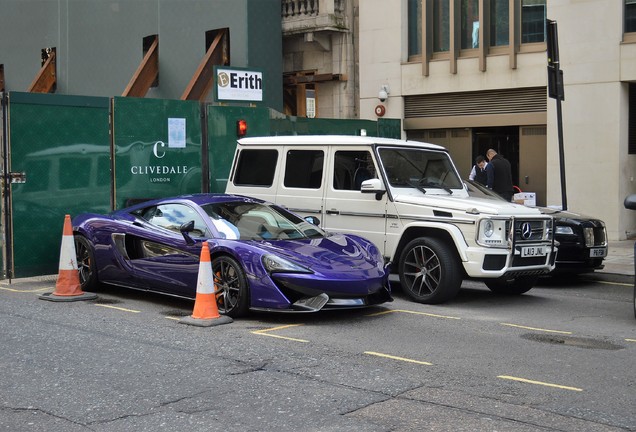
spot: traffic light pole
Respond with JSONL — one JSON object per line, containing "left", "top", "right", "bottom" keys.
{"left": 547, "top": 19, "right": 567, "bottom": 211}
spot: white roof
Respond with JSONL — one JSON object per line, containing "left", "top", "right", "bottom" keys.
{"left": 237, "top": 135, "right": 447, "bottom": 151}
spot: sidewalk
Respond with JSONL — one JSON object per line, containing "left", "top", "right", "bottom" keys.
{"left": 597, "top": 239, "right": 635, "bottom": 277}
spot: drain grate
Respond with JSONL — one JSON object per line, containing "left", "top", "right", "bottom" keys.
{"left": 521, "top": 333, "right": 624, "bottom": 350}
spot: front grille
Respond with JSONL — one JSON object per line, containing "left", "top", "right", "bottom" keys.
{"left": 513, "top": 219, "right": 550, "bottom": 243}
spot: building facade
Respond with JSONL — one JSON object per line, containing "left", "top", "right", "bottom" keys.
{"left": 356, "top": 0, "right": 636, "bottom": 241}
{"left": 0, "top": 0, "right": 283, "bottom": 110}
{"left": 1, "top": 1, "right": 635, "bottom": 240}
{"left": 281, "top": 0, "right": 358, "bottom": 119}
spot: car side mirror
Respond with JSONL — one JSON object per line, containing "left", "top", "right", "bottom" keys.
{"left": 625, "top": 194, "right": 636, "bottom": 210}
{"left": 304, "top": 216, "right": 320, "bottom": 226}
{"left": 360, "top": 178, "right": 386, "bottom": 200}
{"left": 180, "top": 220, "right": 196, "bottom": 245}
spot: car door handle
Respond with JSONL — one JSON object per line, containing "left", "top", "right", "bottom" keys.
{"left": 326, "top": 209, "right": 340, "bottom": 215}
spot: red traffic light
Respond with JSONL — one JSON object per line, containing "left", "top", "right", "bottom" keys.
{"left": 237, "top": 119, "right": 248, "bottom": 137}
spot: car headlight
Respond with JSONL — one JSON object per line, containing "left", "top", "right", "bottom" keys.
{"left": 477, "top": 218, "right": 509, "bottom": 247}
{"left": 262, "top": 254, "right": 313, "bottom": 274}
{"left": 483, "top": 220, "right": 494, "bottom": 237}
{"left": 555, "top": 226, "right": 574, "bottom": 235}
{"left": 583, "top": 227, "right": 594, "bottom": 247}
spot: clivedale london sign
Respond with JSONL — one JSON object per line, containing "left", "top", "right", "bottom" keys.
{"left": 130, "top": 119, "right": 192, "bottom": 184}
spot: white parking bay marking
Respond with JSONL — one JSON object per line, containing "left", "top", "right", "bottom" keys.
{"left": 367, "top": 309, "right": 460, "bottom": 320}
{"left": 498, "top": 375, "right": 582, "bottom": 392}
{"left": 0, "top": 286, "right": 49, "bottom": 293}
{"left": 95, "top": 304, "right": 140, "bottom": 313}
{"left": 364, "top": 351, "right": 432, "bottom": 366}
{"left": 500, "top": 322, "right": 572, "bottom": 335}
{"left": 251, "top": 324, "right": 308, "bottom": 343}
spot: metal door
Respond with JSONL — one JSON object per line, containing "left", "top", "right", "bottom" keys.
{"left": 519, "top": 126, "right": 547, "bottom": 207}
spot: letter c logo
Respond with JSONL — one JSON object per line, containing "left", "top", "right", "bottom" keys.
{"left": 153, "top": 141, "right": 166, "bottom": 159}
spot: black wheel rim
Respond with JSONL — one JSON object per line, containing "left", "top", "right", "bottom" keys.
{"left": 213, "top": 259, "right": 241, "bottom": 314}
{"left": 75, "top": 239, "right": 92, "bottom": 285}
{"left": 403, "top": 245, "right": 441, "bottom": 298}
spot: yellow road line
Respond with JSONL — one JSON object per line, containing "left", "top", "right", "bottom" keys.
{"left": 593, "top": 280, "right": 633, "bottom": 287}
{"left": 498, "top": 375, "right": 582, "bottom": 392}
{"left": 500, "top": 322, "right": 572, "bottom": 335}
{"left": 367, "top": 309, "right": 460, "bottom": 320}
{"left": 0, "top": 286, "right": 50, "bottom": 293}
{"left": 364, "top": 351, "right": 432, "bottom": 366}
{"left": 165, "top": 316, "right": 181, "bottom": 321}
{"left": 94, "top": 304, "right": 140, "bottom": 313}
{"left": 251, "top": 324, "right": 308, "bottom": 343}
{"left": 626, "top": 338, "right": 636, "bottom": 343}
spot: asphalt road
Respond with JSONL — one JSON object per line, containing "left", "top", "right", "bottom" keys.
{"left": 0, "top": 274, "right": 634, "bottom": 432}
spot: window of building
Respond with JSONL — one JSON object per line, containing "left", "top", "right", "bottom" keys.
{"left": 521, "top": 0, "right": 546, "bottom": 43}
{"left": 490, "top": 0, "right": 509, "bottom": 47}
{"left": 629, "top": 83, "right": 636, "bottom": 155}
{"left": 284, "top": 149, "right": 324, "bottom": 189}
{"left": 433, "top": 0, "right": 450, "bottom": 53}
{"left": 233, "top": 149, "right": 278, "bottom": 187}
{"left": 626, "top": 0, "right": 636, "bottom": 34}
{"left": 461, "top": 0, "right": 480, "bottom": 49}
{"left": 409, "top": 1, "right": 547, "bottom": 73}
{"left": 408, "top": 0, "right": 422, "bottom": 57}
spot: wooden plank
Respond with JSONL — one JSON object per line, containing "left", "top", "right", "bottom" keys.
{"left": 28, "top": 50, "right": 56, "bottom": 93}
{"left": 122, "top": 36, "right": 159, "bottom": 97}
{"left": 181, "top": 29, "right": 228, "bottom": 101}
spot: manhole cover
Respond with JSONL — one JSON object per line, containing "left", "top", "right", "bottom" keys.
{"left": 521, "top": 333, "right": 624, "bottom": 350}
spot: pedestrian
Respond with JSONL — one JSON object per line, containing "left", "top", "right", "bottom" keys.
{"left": 468, "top": 155, "right": 488, "bottom": 186}
{"left": 485, "top": 149, "right": 514, "bottom": 202}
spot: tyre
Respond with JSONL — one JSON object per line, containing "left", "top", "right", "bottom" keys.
{"left": 485, "top": 275, "right": 538, "bottom": 295}
{"left": 398, "top": 237, "right": 462, "bottom": 304}
{"left": 74, "top": 235, "right": 100, "bottom": 291}
{"left": 212, "top": 255, "right": 250, "bottom": 318}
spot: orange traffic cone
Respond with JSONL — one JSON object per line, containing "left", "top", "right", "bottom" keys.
{"left": 39, "top": 215, "right": 97, "bottom": 302}
{"left": 180, "top": 241, "right": 233, "bottom": 327}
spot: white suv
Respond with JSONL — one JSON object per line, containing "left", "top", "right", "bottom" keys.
{"left": 226, "top": 135, "right": 556, "bottom": 304}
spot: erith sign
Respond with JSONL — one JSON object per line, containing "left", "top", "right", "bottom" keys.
{"left": 216, "top": 67, "right": 263, "bottom": 102}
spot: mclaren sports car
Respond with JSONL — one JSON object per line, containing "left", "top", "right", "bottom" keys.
{"left": 72, "top": 194, "right": 392, "bottom": 317}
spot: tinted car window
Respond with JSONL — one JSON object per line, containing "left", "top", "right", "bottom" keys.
{"left": 379, "top": 147, "right": 463, "bottom": 189}
{"left": 284, "top": 150, "right": 324, "bottom": 189}
{"left": 333, "top": 150, "right": 376, "bottom": 190}
{"left": 201, "top": 201, "right": 326, "bottom": 240}
{"left": 234, "top": 149, "right": 278, "bottom": 186}
{"left": 142, "top": 204, "right": 208, "bottom": 237}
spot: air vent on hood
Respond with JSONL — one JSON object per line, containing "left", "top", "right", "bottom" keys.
{"left": 434, "top": 210, "right": 453, "bottom": 218}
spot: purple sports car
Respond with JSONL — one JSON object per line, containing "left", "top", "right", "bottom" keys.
{"left": 72, "top": 194, "right": 392, "bottom": 317}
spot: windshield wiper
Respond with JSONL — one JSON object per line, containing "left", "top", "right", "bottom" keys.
{"left": 419, "top": 180, "right": 452, "bottom": 194}
{"left": 406, "top": 180, "right": 427, "bottom": 195}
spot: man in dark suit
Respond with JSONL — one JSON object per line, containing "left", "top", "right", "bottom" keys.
{"left": 469, "top": 155, "right": 488, "bottom": 186}
{"left": 486, "top": 149, "right": 514, "bottom": 202}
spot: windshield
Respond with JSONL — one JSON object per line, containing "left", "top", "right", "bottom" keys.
{"left": 378, "top": 147, "right": 463, "bottom": 193}
{"left": 201, "top": 201, "right": 326, "bottom": 241}
{"left": 464, "top": 179, "right": 506, "bottom": 201}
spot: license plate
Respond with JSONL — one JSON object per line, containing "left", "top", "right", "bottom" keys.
{"left": 521, "top": 246, "right": 547, "bottom": 257}
{"left": 590, "top": 247, "right": 607, "bottom": 258}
